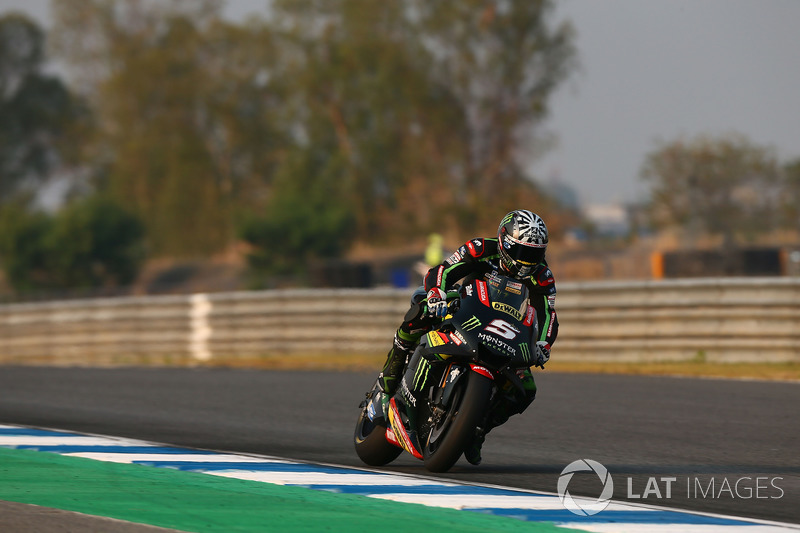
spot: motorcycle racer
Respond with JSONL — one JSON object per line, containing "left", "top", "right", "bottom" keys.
{"left": 376, "top": 209, "right": 559, "bottom": 465}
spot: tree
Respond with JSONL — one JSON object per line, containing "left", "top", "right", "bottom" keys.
{"left": 45, "top": 197, "right": 145, "bottom": 288}
{"left": 270, "top": 0, "right": 577, "bottom": 238}
{"left": 0, "top": 204, "right": 50, "bottom": 290}
{"left": 50, "top": 0, "right": 577, "bottom": 262}
{"left": 640, "top": 134, "right": 781, "bottom": 244}
{"left": 239, "top": 149, "right": 354, "bottom": 282}
{"left": 0, "top": 196, "right": 144, "bottom": 292}
{"left": 51, "top": 0, "right": 285, "bottom": 256}
{"left": 412, "top": 0, "right": 576, "bottom": 231}
{"left": 781, "top": 158, "right": 800, "bottom": 231}
{"left": 0, "top": 13, "right": 84, "bottom": 203}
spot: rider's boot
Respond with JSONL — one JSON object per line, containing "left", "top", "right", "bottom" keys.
{"left": 465, "top": 388, "right": 537, "bottom": 466}
{"left": 464, "top": 431, "right": 485, "bottom": 466}
{"left": 378, "top": 330, "right": 418, "bottom": 396}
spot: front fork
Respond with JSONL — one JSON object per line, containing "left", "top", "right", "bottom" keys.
{"left": 427, "top": 362, "right": 499, "bottom": 436}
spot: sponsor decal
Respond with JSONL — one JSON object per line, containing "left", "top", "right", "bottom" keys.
{"left": 469, "top": 364, "right": 494, "bottom": 380}
{"left": 413, "top": 359, "right": 431, "bottom": 389}
{"left": 519, "top": 342, "right": 531, "bottom": 363}
{"left": 486, "top": 271, "right": 502, "bottom": 284}
{"left": 476, "top": 280, "right": 490, "bottom": 307}
{"left": 462, "top": 316, "right": 482, "bottom": 331}
{"left": 436, "top": 266, "right": 444, "bottom": 286}
{"left": 449, "top": 331, "right": 464, "bottom": 345}
{"left": 478, "top": 332, "right": 517, "bottom": 356}
{"left": 446, "top": 249, "right": 463, "bottom": 265}
{"left": 449, "top": 367, "right": 461, "bottom": 383}
{"left": 524, "top": 305, "right": 536, "bottom": 327}
{"left": 547, "top": 310, "right": 556, "bottom": 337}
{"left": 400, "top": 378, "right": 417, "bottom": 407}
{"left": 505, "top": 279, "right": 523, "bottom": 295}
{"left": 385, "top": 426, "right": 400, "bottom": 446}
{"left": 492, "top": 301, "right": 523, "bottom": 321}
{"left": 466, "top": 241, "right": 477, "bottom": 256}
{"left": 428, "top": 331, "right": 446, "bottom": 347}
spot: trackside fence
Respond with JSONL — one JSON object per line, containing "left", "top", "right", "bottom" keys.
{"left": 1, "top": 278, "right": 799, "bottom": 365}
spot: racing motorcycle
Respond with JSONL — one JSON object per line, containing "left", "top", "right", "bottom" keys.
{"left": 354, "top": 273, "right": 540, "bottom": 473}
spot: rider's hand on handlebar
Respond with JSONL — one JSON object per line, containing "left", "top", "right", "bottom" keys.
{"left": 534, "top": 341, "right": 551, "bottom": 367}
{"left": 426, "top": 287, "right": 449, "bottom": 317}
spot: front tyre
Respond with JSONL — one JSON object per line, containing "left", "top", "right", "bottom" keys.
{"left": 423, "top": 371, "right": 493, "bottom": 473}
{"left": 354, "top": 405, "right": 402, "bottom": 466}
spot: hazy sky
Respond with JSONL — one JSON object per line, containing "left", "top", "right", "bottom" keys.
{"left": 3, "top": 0, "right": 800, "bottom": 207}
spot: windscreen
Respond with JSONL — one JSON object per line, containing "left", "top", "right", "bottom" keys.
{"left": 484, "top": 274, "right": 529, "bottom": 322}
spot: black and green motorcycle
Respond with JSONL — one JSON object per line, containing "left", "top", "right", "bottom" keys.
{"left": 354, "top": 273, "right": 541, "bottom": 473}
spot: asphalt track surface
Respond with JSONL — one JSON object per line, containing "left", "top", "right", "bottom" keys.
{"left": 0, "top": 367, "right": 797, "bottom": 526}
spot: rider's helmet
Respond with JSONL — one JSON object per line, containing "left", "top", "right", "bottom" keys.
{"left": 497, "top": 209, "right": 548, "bottom": 279}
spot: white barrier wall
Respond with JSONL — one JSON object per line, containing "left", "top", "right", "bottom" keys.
{"left": 1, "top": 278, "right": 799, "bottom": 365}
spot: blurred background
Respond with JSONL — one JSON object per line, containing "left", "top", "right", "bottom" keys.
{"left": 1, "top": 0, "right": 799, "bottom": 302}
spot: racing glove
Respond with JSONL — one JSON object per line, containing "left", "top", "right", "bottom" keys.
{"left": 534, "top": 341, "right": 551, "bottom": 367}
{"left": 426, "top": 287, "right": 448, "bottom": 317}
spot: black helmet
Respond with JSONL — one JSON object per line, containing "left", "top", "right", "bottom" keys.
{"left": 497, "top": 210, "right": 548, "bottom": 278}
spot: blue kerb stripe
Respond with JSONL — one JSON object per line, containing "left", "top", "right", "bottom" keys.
{"left": 0, "top": 428, "right": 78, "bottom": 436}
{"left": 478, "top": 508, "right": 754, "bottom": 526}
{"left": 13, "top": 445, "right": 211, "bottom": 454}
{"left": 299, "top": 484, "right": 556, "bottom": 496}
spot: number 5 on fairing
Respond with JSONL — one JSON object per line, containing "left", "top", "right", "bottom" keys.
{"left": 484, "top": 319, "right": 519, "bottom": 339}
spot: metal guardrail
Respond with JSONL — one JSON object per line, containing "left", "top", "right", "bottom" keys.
{"left": 1, "top": 278, "right": 799, "bottom": 365}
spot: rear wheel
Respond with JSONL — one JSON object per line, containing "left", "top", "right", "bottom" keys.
{"left": 422, "top": 371, "right": 493, "bottom": 473}
{"left": 354, "top": 403, "right": 402, "bottom": 466}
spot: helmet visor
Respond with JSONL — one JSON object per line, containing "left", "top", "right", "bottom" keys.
{"left": 502, "top": 237, "right": 546, "bottom": 266}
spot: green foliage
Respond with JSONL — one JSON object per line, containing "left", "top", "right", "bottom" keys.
{"left": 270, "top": 0, "right": 576, "bottom": 237}
{"left": 0, "top": 204, "right": 50, "bottom": 290}
{"left": 0, "top": 197, "right": 145, "bottom": 292}
{"left": 0, "top": 13, "right": 84, "bottom": 203}
{"left": 51, "top": 1, "right": 285, "bottom": 256}
{"left": 49, "top": 0, "right": 576, "bottom": 262}
{"left": 239, "top": 151, "right": 354, "bottom": 281}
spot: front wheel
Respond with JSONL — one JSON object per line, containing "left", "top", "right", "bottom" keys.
{"left": 354, "top": 402, "right": 402, "bottom": 466}
{"left": 423, "top": 371, "right": 493, "bottom": 473}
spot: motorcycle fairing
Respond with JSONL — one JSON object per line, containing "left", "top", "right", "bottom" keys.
{"left": 387, "top": 398, "right": 423, "bottom": 459}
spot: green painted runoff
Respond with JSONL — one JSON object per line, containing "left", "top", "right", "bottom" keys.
{"left": 0, "top": 447, "right": 584, "bottom": 533}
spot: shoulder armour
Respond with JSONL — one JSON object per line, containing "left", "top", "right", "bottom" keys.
{"left": 530, "top": 264, "right": 556, "bottom": 294}
{"left": 464, "top": 238, "right": 487, "bottom": 259}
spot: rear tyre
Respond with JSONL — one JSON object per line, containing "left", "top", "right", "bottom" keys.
{"left": 423, "top": 371, "right": 493, "bottom": 473}
{"left": 354, "top": 406, "right": 402, "bottom": 466}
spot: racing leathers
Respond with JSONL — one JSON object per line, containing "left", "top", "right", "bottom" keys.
{"left": 379, "top": 237, "right": 559, "bottom": 424}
